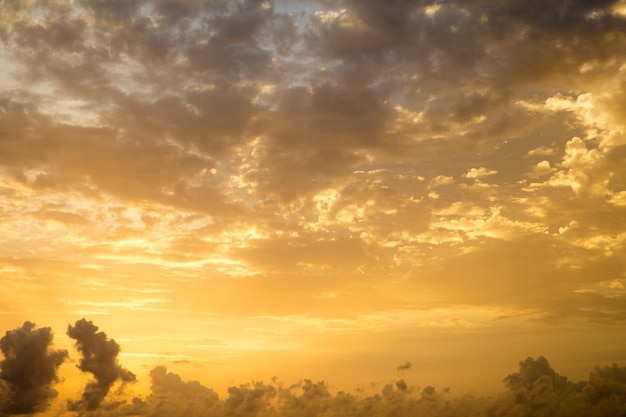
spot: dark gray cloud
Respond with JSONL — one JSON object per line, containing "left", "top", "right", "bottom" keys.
{"left": 0, "top": 322, "right": 68, "bottom": 415}
{"left": 66, "top": 318, "right": 136, "bottom": 411}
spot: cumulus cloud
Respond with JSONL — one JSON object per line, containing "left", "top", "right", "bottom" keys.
{"left": 47, "top": 352, "right": 609, "bottom": 417}
{"left": 0, "top": 322, "right": 68, "bottom": 415}
{"left": 504, "top": 356, "right": 567, "bottom": 392}
{"left": 66, "top": 318, "right": 136, "bottom": 411}
{"left": 465, "top": 167, "right": 498, "bottom": 179}
{"left": 0, "top": 323, "right": 623, "bottom": 417}
{"left": 134, "top": 366, "right": 219, "bottom": 417}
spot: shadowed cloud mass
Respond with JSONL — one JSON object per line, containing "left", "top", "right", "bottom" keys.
{"left": 62, "top": 354, "right": 626, "bottom": 417}
{"left": 1, "top": 319, "right": 625, "bottom": 415}
{"left": 67, "top": 319, "right": 136, "bottom": 411}
{"left": 0, "top": 322, "right": 68, "bottom": 415}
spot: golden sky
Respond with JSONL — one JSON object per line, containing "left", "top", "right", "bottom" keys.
{"left": 1, "top": 0, "right": 626, "bottom": 415}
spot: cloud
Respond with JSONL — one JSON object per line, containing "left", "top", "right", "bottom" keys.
{"left": 503, "top": 356, "right": 567, "bottom": 392}
{"left": 465, "top": 167, "right": 498, "bottom": 179}
{"left": 1, "top": 0, "right": 626, "bottom": 402}
{"left": 66, "top": 318, "right": 136, "bottom": 411}
{"left": 0, "top": 321, "right": 68, "bottom": 414}
{"left": 55, "top": 357, "right": 626, "bottom": 416}
{"left": 395, "top": 379, "right": 408, "bottom": 390}
{"left": 397, "top": 361, "right": 412, "bottom": 371}
{"left": 225, "top": 381, "right": 277, "bottom": 415}
{"left": 142, "top": 365, "right": 219, "bottom": 417}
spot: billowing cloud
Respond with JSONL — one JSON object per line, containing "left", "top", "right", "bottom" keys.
{"left": 503, "top": 356, "right": 567, "bottom": 392}
{"left": 66, "top": 318, "right": 136, "bottom": 410}
{"left": 0, "top": 322, "right": 68, "bottom": 414}
{"left": 135, "top": 366, "right": 219, "bottom": 417}
{"left": 106, "top": 357, "right": 626, "bottom": 417}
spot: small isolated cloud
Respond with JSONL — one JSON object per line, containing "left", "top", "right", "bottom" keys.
{"left": 66, "top": 318, "right": 136, "bottom": 411}
{"left": 0, "top": 322, "right": 68, "bottom": 414}
{"left": 429, "top": 175, "right": 455, "bottom": 188}
{"left": 465, "top": 167, "right": 498, "bottom": 179}
{"left": 397, "top": 361, "right": 412, "bottom": 371}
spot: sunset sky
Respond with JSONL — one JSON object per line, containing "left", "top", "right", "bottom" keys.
{"left": 1, "top": 0, "right": 626, "bottom": 413}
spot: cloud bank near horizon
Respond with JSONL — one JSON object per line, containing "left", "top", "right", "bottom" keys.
{"left": 62, "top": 358, "right": 626, "bottom": 417}
{"left": 0, "top": 320, "right": 625, "bottom": 416}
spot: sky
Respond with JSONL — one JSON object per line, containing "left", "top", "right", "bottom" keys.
{"left": 1, "top": 0, "right": 626, "bottom": 414}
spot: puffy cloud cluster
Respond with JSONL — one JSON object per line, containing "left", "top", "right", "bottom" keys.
{"left": 0, "top": 322, "right": 68, "bottom": 414}
{"left": 2, "top": 0, "right": 623, "bottom": 204}
{"left": 0, "top": 319, "right": 140, "bottom": 415}
{"left": 490, "top": 357, "right": 626, "bottom": 417}
{"left": 108, "top": 356, "right": 626, "bottom": 417}
{"left": 129, "top": 366, "right": 219, "bottom": 417}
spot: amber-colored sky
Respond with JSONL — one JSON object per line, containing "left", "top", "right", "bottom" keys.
{"left": 1, "top": 0, "right": 626, "bottom": 410}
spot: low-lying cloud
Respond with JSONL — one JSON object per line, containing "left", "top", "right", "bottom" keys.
{"left": 66, "top": 318, "right": 136, "bottom": 411}
{"left": 0, "top": 322, "right": 68, "bottom": 414}
{"left": 1, "top": 320, "right": 625, "bottom": 416}
{"left": 122, "top": 356, "right": 626, "bottom": 417}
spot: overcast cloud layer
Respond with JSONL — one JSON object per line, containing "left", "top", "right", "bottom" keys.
{"left": 1, "top": 0, "right": 626, "bottom": 406}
